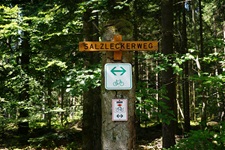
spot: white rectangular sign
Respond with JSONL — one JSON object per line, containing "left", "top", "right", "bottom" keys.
{"left": 112, "top": 99, "right": 128, "bottom": 121}
{"left": 104, "top": 63, "right": 132, "bottom": 90}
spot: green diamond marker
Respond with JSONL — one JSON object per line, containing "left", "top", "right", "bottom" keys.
{"left": 111, "top": 67, "right": 126, "bottom": 76}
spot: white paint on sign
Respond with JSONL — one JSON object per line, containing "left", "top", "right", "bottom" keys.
{"left": 105, "top": 63, "right": 132, "bottom": 90}
{"left": 112, "top": 99, "right": 128, "bottom": 121}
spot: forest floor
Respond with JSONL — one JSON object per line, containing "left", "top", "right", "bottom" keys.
{"left": 0, "top": 122, "right": 183, "bottom": 150}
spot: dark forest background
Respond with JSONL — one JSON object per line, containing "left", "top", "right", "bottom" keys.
{"left": 0, "top": 0, "right": 225, "bottom": 149}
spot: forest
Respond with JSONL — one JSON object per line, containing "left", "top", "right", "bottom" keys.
{"left": 0, "top": 0, "right": 225, "bottom": 149}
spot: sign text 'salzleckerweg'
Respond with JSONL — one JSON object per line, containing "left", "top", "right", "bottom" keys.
{"left": 79, "top": 41, "right": 158, "bottom": 51}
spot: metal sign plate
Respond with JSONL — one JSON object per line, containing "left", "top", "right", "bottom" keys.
{"left": 112, "top": 99, "right": 128, "bottom": 121}
{"left": 105, "top": 63, "right": 132, "bottom": 90}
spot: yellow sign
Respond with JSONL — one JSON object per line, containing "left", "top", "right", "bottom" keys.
{"left": 79, "top": 41, "right": 158, "bottom": 51}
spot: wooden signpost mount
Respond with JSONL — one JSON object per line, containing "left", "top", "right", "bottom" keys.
{"left": 79, "top": 35, "right": 158, "bottom": 149}
{"left": 113, "top": 35, "right": 122, "bottom": 60}
{"left": 79, "top": 35, "right": 158, "bottom": 60}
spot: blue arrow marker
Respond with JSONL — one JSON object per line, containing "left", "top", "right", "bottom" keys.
{"left": 111, "top": 67, "right": 126, "bottom": 76}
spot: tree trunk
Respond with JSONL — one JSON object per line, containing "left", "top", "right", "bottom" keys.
{"left": 161, "top": 0, "right": 176, "bottom": 148}
{"left": 133, "top": 0, "right": 140, "bottom": 129}
{"left": 199, "top": 0, "right": 203, "bottom": 58}
{"left": 82, "top": 4, "right": 102, "bottom": 150}
{"left": 224, "top": 22, "right": 225, "bottom": 54}
{"left": 60, "top": 88, "right": 65, "bottom": 125}
{"left": 182, "top": 1, "right": 190, "bottom": 133}
{"left": 101, "top": 20, "right": 136, "bottom": 150}
{"left": 192, "top": 0, "right": 199, "bottom": 50}
{"left": 199, "top": 0, "right": 207, "bottom": 128}
{"left": 83, "top": 87, "right": 101, "bottom": 150}
{"left": 47, "top": 85, "right": 52, "bottom": 129}
{"left": 101, "top": 1, "right": 136, "bottom": 149}
{"left": 18, "top": 33, "right": 30, "bottom": 144}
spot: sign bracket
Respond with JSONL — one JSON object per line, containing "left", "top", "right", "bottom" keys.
{"left": 113, "top": 35, "right": 122, "bottom": 61}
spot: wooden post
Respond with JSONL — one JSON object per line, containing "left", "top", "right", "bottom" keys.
{"left": 113, "top": 35, "right": 122, "bottom": 60}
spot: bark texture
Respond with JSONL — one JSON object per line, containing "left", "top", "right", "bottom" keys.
{"left": 161, "top": 0, "right": 176, "bottom": 148}
{"left": 82, "top": 5, "right": 101, "bottom": 150}
{"left": 101, "top": 20, "right": 136, "bottom": 150}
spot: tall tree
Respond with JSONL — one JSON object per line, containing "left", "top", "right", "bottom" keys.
{"left": 17, "top": 32, "right": 30, "bottom": 139}
{"left": 198, "top": 0, "right": 207, "bottom": 128}
{"left": 182, "top": 0, "right": 190, "bottom": 133}
{"left": 82, "top": 1, "right": 101, "bottom": 150}
{"left": 13, "top": 1, "right": 33, "bottom": 142}
{"left": 101, "top": 0, "right": 136, "bottom": 149}
{"left": 161, "top": 0, "right": 176, "bottom": 148}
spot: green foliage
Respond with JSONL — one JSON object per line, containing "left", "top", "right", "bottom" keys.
{"left": 0, "top": 0, "right": 225, "bottom": 149}
{"left": 0, "top": 5, "right": 22, "bottom": 39}
{"left": 136, "top": 81, "right": 159, "bottom": 122}
{"left": 0, "top": 1, "right": 87, "bottom": 135}
{"left": 28, "top": 128, "right": 81, "bottom": 149}
{"left": 136, "top": 82, "right": 176, "bottom": 125}
{"left": 66, "top": 64, "right": 101, "bottom": 96}
{"left": 169, "top": 123, "right": 225, "bottom": 150}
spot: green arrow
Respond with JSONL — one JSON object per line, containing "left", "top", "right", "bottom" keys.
{"left": 111, "top": 67, "right": 126, "bottom": 76}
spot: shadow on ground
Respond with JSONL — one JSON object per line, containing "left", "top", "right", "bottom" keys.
{"left": 0, "top": 123, "right": 163, "bottom": 150}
